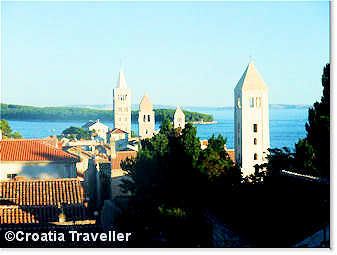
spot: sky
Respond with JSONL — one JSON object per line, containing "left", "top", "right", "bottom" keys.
{"left": 1, "top": 1, "right": 329, "bottom": 107}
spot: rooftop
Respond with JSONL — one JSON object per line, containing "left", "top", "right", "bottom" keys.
{"left": 109, "top": 128, "right": 128, "bottom": 134}
{"left": 0, "top": 178, "right": 85, "bottom": 206}
{"left": 0, "top": 139, "right": 79, "bottom": 162}
{"left": 0, "top": 178, "right": 91, "bottom": 225}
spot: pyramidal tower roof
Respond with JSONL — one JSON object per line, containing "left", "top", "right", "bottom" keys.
{"left": 235, "top": 62, "right": 268, "bottom": 91}
{"left": 139, "top": 93, "right": 153, "bottom": 110}
{"left": 174, "top": 106, "right": 184, "bottom": 116}
{"left": 117, "top": 69, "right": 127, "bottom": 88}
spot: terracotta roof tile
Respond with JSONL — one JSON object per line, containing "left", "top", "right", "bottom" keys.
{"left": 0, "top": 205, "right": 89, "bottom": 224}
{"left": 109, "top": 128, "right": 128, "bottom": 134}
{"left": 0, "top": 139, "right": 79, "bottom": 162}
{"left": 0, "top": 178, "right": 85, "bottom": 206}
{"left": 0, "top": 178, "right": 90, "bottom": 225}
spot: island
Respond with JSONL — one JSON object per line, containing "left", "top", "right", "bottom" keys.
{"left": 0, "top": 103, "right": 214, "bottom": 123}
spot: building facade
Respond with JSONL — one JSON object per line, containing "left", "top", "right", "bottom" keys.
{"left": 174, "top": 106, "right": 185, "bottom": 129}
{"left": 234, "top": 62, "right": 270, "bottom": 176}
{"left": 113, "top": 70, "right": 132, "bottom": 134}
{"left": 138, "top": 94, "right": 155, "bottom": 139}
{"left": 0, "top": 139, "right": 79, "bottom": 180}
{"left": 82, "top": 119, "right": 109, "bottom": 142}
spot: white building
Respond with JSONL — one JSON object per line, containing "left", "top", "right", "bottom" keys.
{"left": 138, "top": 94, "right": 155, "bottom": 139}
{"left": 113, "top": 70, "right": 132, "bottom": 134}
{"left": 0, "top": 139, "right": 79, "bottom": 180}
{"left": 174, "top": 106, "right": 185, "bottom": 129}
{"left": 82, "top": 119, "right": 109, "bottom": 142}
{"left": 234, "top": 62, "right": 270, "bottom": 176}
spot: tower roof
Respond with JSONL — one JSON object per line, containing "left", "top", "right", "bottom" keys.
{"left": 117, "top": 69, "right": 128, "bottom": 88}
{"left": 174, "top": 106, "right": 185, "bottom": 117}
{"left": 235, "top": 62, "right": 268, "bottom": 91}
{"left": 139, "top": 93, "right": 153, "bottom": 110}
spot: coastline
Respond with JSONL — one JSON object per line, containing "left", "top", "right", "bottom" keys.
{"left": 191, "top": 120, "right": 218, "bottom": 125}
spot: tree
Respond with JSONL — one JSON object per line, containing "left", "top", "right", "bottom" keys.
{"left": 0, "top": 119, "right": 23, "bottom": 139}
{"left": 118, "top": 121, "right": 241, "bottom": 246}
{"left": 159, "top": 117, "right": 173, "bottom": 135}
{"left": 198, "top": 135, "right": 239, "bottom": 180}
{"left": 61, "top": 126, "right": 92, "bottom": 140}
{"left": 304, "top": 64, "right": 330, "bottom": 178}
{"left": 119, "top": 121, "right": 210, "bottom": 247}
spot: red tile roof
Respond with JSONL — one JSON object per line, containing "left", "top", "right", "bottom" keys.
{"left": 0, "top": 178, "right": 90, "bottom": 225}
{"left": 109, "top": 128, "right": 128, "bottom": 134}
{"left": 0, "top": 205, "right": 89, "bottom": 224}
{"left": 0, "top": 139, "right": 79, "bottom": 162}
{"left": 111, "top": 151, "right": 137, "bottom": 170}
{"left": 0, "top": 178, "right": 85, "bottom": 206}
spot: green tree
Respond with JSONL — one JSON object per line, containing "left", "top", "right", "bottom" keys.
{"left": 159, "top": 117, "right": 173, "bottom": 135}
{"left": 198, "top": 134, "right": 241, "bottom": 195}
{"left": 0, "top": 119, "right": 23, "bottom": 139}
{"left": 304, "top": 64, "right": 330, "bottom": 178}
{"left": 119, "top": 121, "right": 210, "bottom": 246}
{"left": 61, "top": 126, "right": 92, "bottom": 140}
{"left": 118, "top": 123, "right": 240, "bottom": 246}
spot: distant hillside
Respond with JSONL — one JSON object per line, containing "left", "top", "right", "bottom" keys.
{"left": 66, "top": 104, "right": 176, "bottom": 110}
{"left": 66, "top": 103, "right": 310, "bottom": 111}
{"left": 0, "top": 103, "right": 213, "bottom": 123}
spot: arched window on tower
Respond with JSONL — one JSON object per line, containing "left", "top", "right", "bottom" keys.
{"left": 143, "top": 115, "right": 146, "bottom": 122}
{"left": 254, "top": 153, "right": 258, "bottom": 160}
{"left": 148, "top": 115, "right": 151, "bottom": 122}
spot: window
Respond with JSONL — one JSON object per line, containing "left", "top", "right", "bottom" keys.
{"left": 254, "top": 153, "right": 258, "bottom": 160}
{"left": 237, "top": 97, "right": 241, "bottom": 109}
{"left": 7, "top": 173, "right": 17, "bottom": 179}
{"left": 143, "top": 115, "right": 146, "bottom": 122}
{"left": 256, "top": 97, "right": 261, "bottom": 107}
{"left": 254, "top": 138, "right": 257, "bottom": 145}
{"left": 250, "top": 97, "right": 253, "bottom": 107}
{"left": 148, "top": 115, "right": 151, "bottom": 122}
{"left": 253, "top": 124, "right": 258, "bottom": 133}
{"left": 146, "top": 129, "right": 148, "bottom": 134}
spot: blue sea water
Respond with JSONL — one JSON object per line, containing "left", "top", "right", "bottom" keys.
{"left": 8, "top": 107, "right": 308, "bottom": 149}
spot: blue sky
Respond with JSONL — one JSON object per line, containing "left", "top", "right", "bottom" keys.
{"left": 1, "top": 1, "right": 329, "bottom": 107}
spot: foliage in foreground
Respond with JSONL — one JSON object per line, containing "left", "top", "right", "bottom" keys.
{"left": 0, "top": 119, "right": 22, "bottom": 139}
{"left": 118, "top": 120, "right": 239, "bottom": 247}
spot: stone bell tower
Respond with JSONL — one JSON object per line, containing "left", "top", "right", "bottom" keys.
{"left": 174, "top": 106, "right": 185, "bottom": 129}
{"left": 138, "top": 93, "right": 155, "bottom": 139}
{"left": 113, "top": 69, "right": 132, "bottom": 134}
{"left": 234, "top": 61, "right": 270, "bottom": 176}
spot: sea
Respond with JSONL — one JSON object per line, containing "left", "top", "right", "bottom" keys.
{"left": 8, "top": 107, "right": 309, "bottom": 150}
